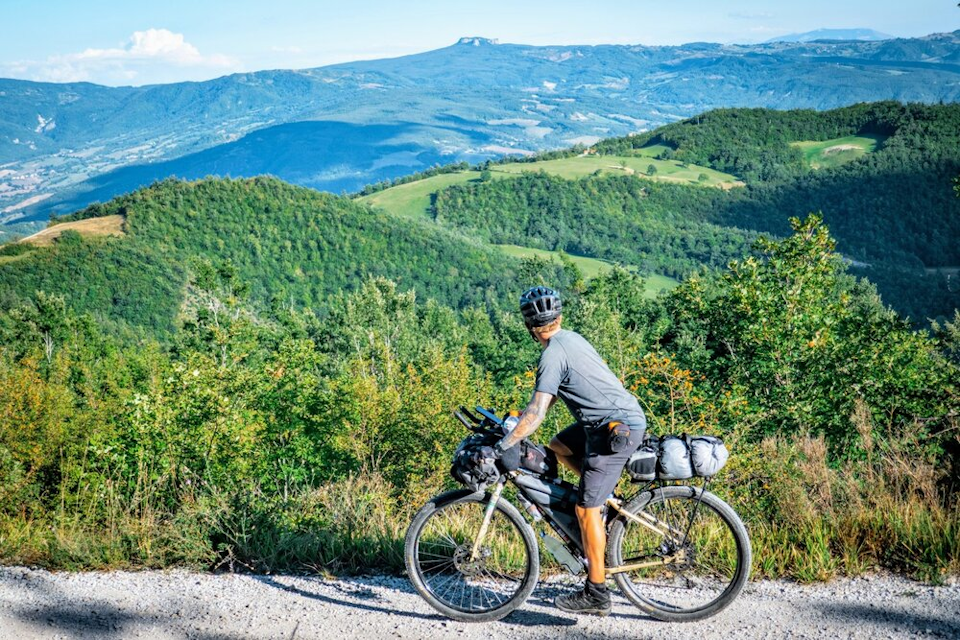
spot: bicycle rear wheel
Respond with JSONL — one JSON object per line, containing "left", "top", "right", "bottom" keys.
{"left": 607, "top": 485, "right": 751, "bottom": 622}
{"left": 404, "top": 489, "right": 539, "bottom": 622}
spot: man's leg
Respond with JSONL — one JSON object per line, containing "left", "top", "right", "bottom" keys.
{"left": 548, "top": 423, "right": 585, "bottom": 476}
{"left": 548, "top": 437, "right": 581, "bottom": 475}
{"left": 576, "top": 504, "right": 606, "bottom": 583}
{"left": 554, "top": 465, "right": 613, "bottom": 616}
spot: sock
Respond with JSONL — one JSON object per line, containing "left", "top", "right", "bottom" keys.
{"left": 587, "top": 579, "right": 608, "bottom": 594}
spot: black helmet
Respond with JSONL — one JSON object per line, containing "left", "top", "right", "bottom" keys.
{"left": 520, "top": 286, "right": 562, "bottom": 327}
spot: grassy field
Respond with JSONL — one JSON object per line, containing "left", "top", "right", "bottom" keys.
{"left": 791, "top": 135, "right": 886, "bottom": 170}
{"left": 495, "top": 244, "right": 679, "bottom": 297}
{"left": 359, "top": 172, "right": 491, "bottom": 219}
{"left": 0, "top": 215, "right": 126, "bottom": 264}
{"left": 493, "top": 154, "right": 742, "bottom": 188}
{"left": 359, "top": 155, "right": 741, "bottom": 221}
{"left": 18, "top": 215, "right": 125, "bottom": 247}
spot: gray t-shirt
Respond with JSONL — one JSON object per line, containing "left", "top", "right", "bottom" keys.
{"left": 535, "top": 329, "right": 645, "bottom": 427}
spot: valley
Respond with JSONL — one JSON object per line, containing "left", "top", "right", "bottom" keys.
{"left": 2, "top": 30, "right": 959, "bottom": 221}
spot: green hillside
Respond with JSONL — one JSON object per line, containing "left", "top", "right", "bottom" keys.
{"left": 441, "top": 102, "right": 959, "bottom": 322}
{"left": 0, "top": 177, "right": 559, "bottom": 335}
{"left": 358, "top": 154, "right": 739, "bottom": 221}
{"left": 494, "top": 244, "right": 679, "bottom": 295}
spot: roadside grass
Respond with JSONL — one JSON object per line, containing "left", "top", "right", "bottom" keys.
{"left": 791, "top": 135, "right": 887, "bottom": 170}
{"left": 495, "top": 244, "right": 678, "bottom": 296}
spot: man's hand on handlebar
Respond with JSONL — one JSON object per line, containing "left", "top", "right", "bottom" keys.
{"left": 478, "top": 443, "right": 521, "bottom": 472}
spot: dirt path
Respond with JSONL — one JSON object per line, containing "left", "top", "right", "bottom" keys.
{"left": 1, "top": 567, "right": 957, "bottom": 639}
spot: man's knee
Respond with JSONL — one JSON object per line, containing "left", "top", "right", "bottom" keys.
{"left": 549, "top": 436, "right": 573, "bottom": 457}
{"left": 575, "top": 504, "right": 602, "bottom": 521}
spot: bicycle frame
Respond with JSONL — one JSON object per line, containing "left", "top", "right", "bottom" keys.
{"left": 468, "top": 473, "right": 698, "bottom": 578}
{"left": 455, "top": 406, "right": 710, "bottom": 580}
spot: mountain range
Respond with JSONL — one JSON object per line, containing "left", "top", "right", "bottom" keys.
{"left": 766, "top": 28, "right": 894, "bottom": 43}
{"left": 1, "top": 29, "right": 959, "bottom": 222}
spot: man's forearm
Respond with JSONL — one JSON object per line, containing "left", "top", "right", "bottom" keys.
{"left": 500, "top": 391, "right": 554, "bottom": 449}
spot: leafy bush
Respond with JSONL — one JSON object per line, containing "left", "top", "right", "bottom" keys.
{"left": 0, "top": 219, "right": 956, "bottom": 581}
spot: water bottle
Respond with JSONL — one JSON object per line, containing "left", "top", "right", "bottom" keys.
{"left": 515, "top": 493, "right": 542, "bottom": 522}
{"left": 541, "top": 533, "right": 584, "bottom": 575}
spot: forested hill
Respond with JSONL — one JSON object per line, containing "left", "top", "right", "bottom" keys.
{"left": 431, "top": 102, "right": 959, "bottom": 322}
{"left": 1, "top": 102, "right": 957, "bottom": 332}
{"left": 0, "top": 178, "right": 539, "bottom": 335}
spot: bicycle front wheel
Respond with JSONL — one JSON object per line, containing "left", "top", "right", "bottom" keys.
{"left": 404, "top": 489, "right": 539, "bottom": 622}
{"left": 607, "top": 485, "right": 751, "bottom": 622}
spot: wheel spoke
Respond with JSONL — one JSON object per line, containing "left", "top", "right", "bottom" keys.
{"left": 409, "top": 495, "right": 535, "bottom": 617}
{"left": 609, "top": 487, "right": 750, "bottom": 620}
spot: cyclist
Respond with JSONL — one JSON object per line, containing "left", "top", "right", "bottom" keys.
{"left": 491, "top": 285, "right": 646, "bottom": 616}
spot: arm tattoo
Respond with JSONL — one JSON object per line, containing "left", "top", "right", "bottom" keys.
{"left": 501, "top": 391, "right": 554, "bottom": 449}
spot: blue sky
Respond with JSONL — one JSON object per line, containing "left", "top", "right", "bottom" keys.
{"left": 1, "top": 0, "right": 957, "bottom": 86}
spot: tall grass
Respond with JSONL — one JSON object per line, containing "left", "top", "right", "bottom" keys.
{"left": 724, "top": 408, "right": 959, "bottom": 582}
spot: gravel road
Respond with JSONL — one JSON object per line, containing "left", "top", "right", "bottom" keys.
{"left": 1, "top": 567, "right": 957, "bottom": 640}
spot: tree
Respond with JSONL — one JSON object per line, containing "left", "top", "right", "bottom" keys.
{"left": 647, "top": 164, "right": 657, "bottom": 176}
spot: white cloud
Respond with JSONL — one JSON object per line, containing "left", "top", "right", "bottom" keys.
{"left": 1, "top": 29, "right": 240, "bottom": 86}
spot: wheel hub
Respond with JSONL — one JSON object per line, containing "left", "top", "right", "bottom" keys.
{"left": 452, "top": 544, "right": 490, "bottom": 577}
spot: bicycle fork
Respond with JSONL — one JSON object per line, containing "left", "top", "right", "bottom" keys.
{"left": 470, "top": 481, "right": 505, "bottom": 561}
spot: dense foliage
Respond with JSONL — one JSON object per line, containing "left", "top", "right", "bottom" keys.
{"left": 434, "top": 102, "right": 960, "bottom": 323}
{"left": 434, "top": 172, "right": 755, "bottom": 278}
{"left": 0, "top": 217, "right": 956, "bottom": 580}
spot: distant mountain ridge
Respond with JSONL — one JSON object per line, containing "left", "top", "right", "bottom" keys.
{"left": 2, "top": 30, "right": 959, "bottom": 221}
{"left": 766, "top": 28, "right": 894, "bottom": 43}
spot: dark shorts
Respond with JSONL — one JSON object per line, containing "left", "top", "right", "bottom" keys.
{"left": 554, "top": 418, "right": 645, "bottom": 508}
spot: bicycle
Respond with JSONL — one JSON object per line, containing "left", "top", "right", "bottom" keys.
{"left": 404, "top": 406, "right": 751, "bottom": 622}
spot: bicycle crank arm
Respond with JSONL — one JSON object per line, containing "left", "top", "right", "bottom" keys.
{"left": 470, "top": 482, "right": 505, "bottom": 561}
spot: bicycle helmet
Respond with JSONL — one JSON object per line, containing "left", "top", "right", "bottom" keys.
{"left": 519, "top": 286, "right": 562, "bottom": 327}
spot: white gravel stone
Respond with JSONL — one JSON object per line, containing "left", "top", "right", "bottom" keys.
{"left": 0, "top": 568, "right": 957, "bottom": 639}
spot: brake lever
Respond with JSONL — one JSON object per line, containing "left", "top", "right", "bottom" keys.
{"left": 453, "top": 411, "right": 474, "bottom": 431}
{"left": 460, "top": 406, "right": 482, "bottom": 424}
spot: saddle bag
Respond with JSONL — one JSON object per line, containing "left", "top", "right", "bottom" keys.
{"left": 689, "top": 435, "right": 729, "bottom": 477}
{"left": 657, "top": 435, "right": 694, "bottom": 480}
{"left": 626, "top": 436, "right": 658, "bottom": 482}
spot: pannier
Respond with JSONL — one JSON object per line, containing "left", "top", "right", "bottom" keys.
{"left": 626, "top": 434, "right": 729, "bottom": 482}
{"left": 689, "top": 435, "right": 729, "bottom": 477}
{"left": 625, "top": 437, "right": 658, "bottom": 482}
{"left": 658, "top": 435, "right": 694, "bottom": 480}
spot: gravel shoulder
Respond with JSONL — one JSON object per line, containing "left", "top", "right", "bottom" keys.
{"left": 0, "top": 567, "right": 957, "bottom": 640}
